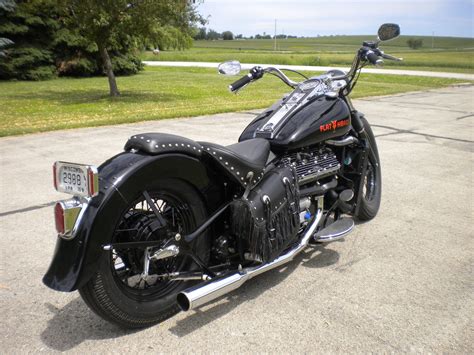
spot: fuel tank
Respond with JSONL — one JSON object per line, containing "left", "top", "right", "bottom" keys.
{"left": 239, "top": 86, "right": 351, "bottom": 151}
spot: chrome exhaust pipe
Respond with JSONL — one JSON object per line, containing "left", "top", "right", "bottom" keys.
{"left": 177, "top": 209, "right": 323, "bottom": 311}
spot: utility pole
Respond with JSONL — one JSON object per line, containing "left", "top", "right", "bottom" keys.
{"left": 274, "top": 19, "right": 277, "bottom": 51}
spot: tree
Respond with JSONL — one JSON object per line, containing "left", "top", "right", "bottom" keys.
{"left": 222, "top": 31, "right": 233, "bottom": 40}
{"left": 0, "top": 0, "right": 57, "bottom": 80}
{"left": 59, "top": 0, "right": 203, "bottom": 96}
{"left": 407, "top": 38, "right": 423, "bottom": 49}
{"left": 206, "top": 29, "right": 220, "bottom": 40}
{"left": 194, "top": 27, "right": 207, "bottom": 40}
{"left": 0, "top": 0, "right": 15, "bottom": 58}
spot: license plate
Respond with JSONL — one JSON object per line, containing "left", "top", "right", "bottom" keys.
{"left": 53, "top": 161, "right": 99, "bottom": 197}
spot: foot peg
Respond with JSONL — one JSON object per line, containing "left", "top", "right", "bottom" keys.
{"left": 312, "top": 217, "right": 355, "bottom": 243}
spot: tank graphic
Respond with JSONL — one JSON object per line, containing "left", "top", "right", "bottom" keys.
{"left": 239, "top": 95, "right": 351, "bottom": 151}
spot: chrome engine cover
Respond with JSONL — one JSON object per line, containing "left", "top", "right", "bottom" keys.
{"left": 281, "top": 147, "right": 340, "bottom": 185}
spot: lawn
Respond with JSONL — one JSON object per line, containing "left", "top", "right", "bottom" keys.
{"left": 193, "top": 35, "right": 474, "bottom": 52}
{"left": 0, "top": 66, "right": 467, "bottom": 137}
{"left": 143, "top": 48, "right": 474, "bottom": 73}
{"left": 142, "top": 35, "right": 474, "bottom": 73}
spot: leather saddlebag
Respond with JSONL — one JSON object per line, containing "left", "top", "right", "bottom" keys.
{"left": 230, "top": 166, "right": 300, "bottom": 263}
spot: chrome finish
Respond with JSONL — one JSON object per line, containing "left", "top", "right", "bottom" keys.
{"left": 258, "top": 91, "right": 306, "bottom": 135}
{"left": 57, "top": 197, "right": 88, "bottom": 240}
{"left": 155, "top": 272, "right": 210, "bottom": 281}
{"left": 175, "top": 233, "right": 182, "bottom": 241}
{"left": 218, "top": 60, "right": 241, "bottom": 76}
{"left": 299, "top": 197, "right": 311, "bottom": 211}
{"left": 177, "top": 208, "right": 323, "bottom": 311}
{"left": 150, "top": 245, "right": 180, "bottom": 261}
{"left": 314, "top": 217, "right": 354, "bottom": 243}
{"left": 264, "top": 67, "right": 299, "bottom": 88}
{"left": 324, "top": 92, "right": 338, "bottom": 99}
{"left": 326, "top": 136, "right": 359, "bottom": 146}
{"left": 257, "top": 75, "right": 338, "bottom": 138}
{"left": 141, "top": 247, "right": 151, "bottom": 278}
{"left": 53, "top": 161, "right": 99, "bottom": 198}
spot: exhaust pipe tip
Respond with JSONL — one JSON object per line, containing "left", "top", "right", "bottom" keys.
{"left": 177, "top": 292, "right": 191, "bottom": 312}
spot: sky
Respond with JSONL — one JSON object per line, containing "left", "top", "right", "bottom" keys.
{"left": 197, "top": 0, "right": 473, "bottom": 38}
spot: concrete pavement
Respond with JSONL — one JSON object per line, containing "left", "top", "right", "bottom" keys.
{"left": 0, "top": 85, "right": 473, "bottom": 353}
{"left": 143, "top": 61, "right": 474, "bottom": 80}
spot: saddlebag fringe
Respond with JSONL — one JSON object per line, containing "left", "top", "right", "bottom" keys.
{"left": 230, "top": 166, "right": 300, "bottom": 263}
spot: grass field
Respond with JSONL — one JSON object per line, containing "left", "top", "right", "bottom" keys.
{"left": 0, "top": 66, "right": 466, "bottom": 137}
{"left": 142, "top": 35, "right": 474, "bottom": 73}
{"left": 193, "top": 35, "right": 474, "bottom": 52}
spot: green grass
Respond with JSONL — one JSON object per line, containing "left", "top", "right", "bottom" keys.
{"left": 143, "top": 35, "right": 474, "bottom": 73}
{"left": 193, "top": 35, "right": 474, "bottom": 52}
{"left": 0, "top": 66, "right": 466, "bottom": 137}
{"left": 143, "top": 48, "right": 474, "bottom": 72}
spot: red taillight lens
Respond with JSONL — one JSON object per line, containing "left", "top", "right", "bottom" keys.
{"left": 54, "top": 202, "right": 65, "bottom": 235}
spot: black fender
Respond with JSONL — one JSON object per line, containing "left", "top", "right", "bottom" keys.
{"left": 43, "top": 151, "right": 225, "bottom": 292}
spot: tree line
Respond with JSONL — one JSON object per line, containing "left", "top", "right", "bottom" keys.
{"left": 193, "top": 27, "right": 298, "bottom": 41}
{"left": 0, "top": 0, "right": 204, "bottom": 96}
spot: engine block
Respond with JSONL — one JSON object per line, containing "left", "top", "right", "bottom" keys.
{"left": 281, "top": 147, "right": 340, "bottom": 185}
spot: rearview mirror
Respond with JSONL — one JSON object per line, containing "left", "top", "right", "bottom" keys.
{"left": 378, "top": 23, "right": 400, "bottom": 41}
{"left": 218, "top": 60, "right": 241, "bottom": 76}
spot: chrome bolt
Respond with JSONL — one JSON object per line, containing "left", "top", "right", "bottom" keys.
{"left": 175, "top": 233, "right": 182, "bottom": 241}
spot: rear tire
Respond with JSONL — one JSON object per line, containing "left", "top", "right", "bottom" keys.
{"left": 355, "top": 118, "right": 382, "bottom": 221}
{"left": 79, "top": 179, "right": 209, "bottom": 329}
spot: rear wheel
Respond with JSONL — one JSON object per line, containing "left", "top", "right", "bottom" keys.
{"left": 79, "top": 179, "right": 209, "bottom": 329}
{"left": 355, "top": 118, "right": 382, "bottom": 221}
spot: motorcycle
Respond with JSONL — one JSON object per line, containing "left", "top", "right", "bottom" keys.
{"left": 44, "top": 24, "right": 401, "bottom": 328}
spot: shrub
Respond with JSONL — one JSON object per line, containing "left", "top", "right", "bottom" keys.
{"left": 407, "top": 38, "right": 423, "bottom": 49}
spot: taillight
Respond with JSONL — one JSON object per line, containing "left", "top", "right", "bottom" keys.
{"left": 54, "top": 202, "right": 65, "bottom": 235}
{"left": 54, "top": 199, "right": 82, "bottom": 239}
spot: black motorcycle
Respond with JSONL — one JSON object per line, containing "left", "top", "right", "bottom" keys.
{"left": 44, "top": 24, "right": 401, "bottom": 328}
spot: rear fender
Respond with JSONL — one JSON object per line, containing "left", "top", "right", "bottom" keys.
{"left": 43, "top": 151, "right": 224, "bottom": 292}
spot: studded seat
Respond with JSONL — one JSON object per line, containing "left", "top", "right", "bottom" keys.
{"left": 124, "top": 133, "right": 270, "bottom": 187}
{"left": 200, "top": 139, "right": 270, "bottom": 186}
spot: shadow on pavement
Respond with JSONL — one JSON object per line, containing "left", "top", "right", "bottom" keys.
{"left": 169, "top": 246, "right": 339, "bottom": 337}
{"left": 41, "top": 298, "right": 135, "bottom": 351}
{"left": 301, "top": 244, "right": 340, "bottom": 268}
{"left": 40, "top": 246, "right": 340, "bottom": 347}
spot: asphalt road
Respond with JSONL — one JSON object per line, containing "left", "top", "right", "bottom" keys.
{"left": 0, "top": 85, "right": 473, "bottom": 353}
{"left": 143, "top": 61, "right": 474, "bottom": 80}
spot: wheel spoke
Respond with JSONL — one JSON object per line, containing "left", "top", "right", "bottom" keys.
{"left": 142, "top": 190, "right": 167, "bottom": 226}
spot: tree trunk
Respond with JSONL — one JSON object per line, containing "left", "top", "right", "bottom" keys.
{"left": 97, "top": 42, "right": 120, "bottom": 97}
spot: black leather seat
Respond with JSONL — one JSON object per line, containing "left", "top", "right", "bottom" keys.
{"left": 124, "top": 133, "right": 270, "bottom": 187}
{"left": 200, "top": 138, "right": 270, "bottom": 186}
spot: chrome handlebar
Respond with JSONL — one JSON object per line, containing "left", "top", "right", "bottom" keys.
{"left": 263, "top": 67, "right": 300, "bottom": 88}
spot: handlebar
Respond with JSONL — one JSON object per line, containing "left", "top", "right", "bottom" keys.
{"left": 365, "top": 50, "right": 384, "bottom": 66}
{"left": 229, "top": 66, "right": 298, "bottom": 93}
{"left": 229, "top": 66, "right": 265, "bottom": 92}
{"left": 228, "top": 45, "right": 403, "bottom": 94}
{"left": 229, "top": 73, "right": 253, "bottom": 92}
{"left": 381, "top": 52, "right": 403, "bottom": 61}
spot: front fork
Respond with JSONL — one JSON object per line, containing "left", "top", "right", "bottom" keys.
{"left": 348, "top": 107, "right": 372, "bottom": 215}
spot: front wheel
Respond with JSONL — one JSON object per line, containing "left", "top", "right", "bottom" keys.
{"left": 355, "top": 118, "right": 382, "bottom": 221}
{"left": 79, "top": 179, "right": 209, "bottom": 329}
